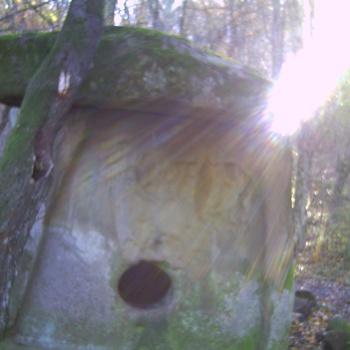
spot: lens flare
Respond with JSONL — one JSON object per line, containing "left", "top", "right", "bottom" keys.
{"left": 267, "top": 0, "right": 350, "bottom": 136}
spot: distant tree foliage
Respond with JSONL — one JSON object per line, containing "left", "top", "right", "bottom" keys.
{"left": 0, "top": 0, "right": 304, "bottom": 77}
{"left": 291, "top": 70, "right": 350, "bottom": 258}
{"left": 0, "top": 0, "right": 70, "bottom": 32}
{"left": 119, "top": 0, "right": 304, "bottom": 77}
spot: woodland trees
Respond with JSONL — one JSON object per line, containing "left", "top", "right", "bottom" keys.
{"left": 1, "top": 0, "right": 304, "bottom": 77}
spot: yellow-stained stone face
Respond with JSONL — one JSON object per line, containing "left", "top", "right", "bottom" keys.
{"left": 50, "top": 114, "right": 265, "bottom": 278}
{"left": 9, "top": 111, "right": 293, "bottom": 350}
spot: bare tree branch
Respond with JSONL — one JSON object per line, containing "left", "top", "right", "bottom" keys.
{"left": 0, "top": 1, "right": 50, "bottom": 24}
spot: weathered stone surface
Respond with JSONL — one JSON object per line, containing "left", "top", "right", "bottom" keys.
{"left": 2, "top": 109, "right": 293, "bottom": 350}
{"left": 0, "top": 27, "right": 293, "bottom": 350}
{"left": 0, "top": 27, "right": 269, "bottom": 119}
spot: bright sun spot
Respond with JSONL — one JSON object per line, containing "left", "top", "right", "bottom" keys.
{"left": 267, "top": 0, "right": 350, "bottom": 136}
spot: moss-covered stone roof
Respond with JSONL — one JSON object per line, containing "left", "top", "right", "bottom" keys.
{"left": 0, "top": 26, "right": 271, "bottom": 121}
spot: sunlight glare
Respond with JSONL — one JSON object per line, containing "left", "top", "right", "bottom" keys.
{"left": 267, "top": 0, "right": 350, "bottom": 136}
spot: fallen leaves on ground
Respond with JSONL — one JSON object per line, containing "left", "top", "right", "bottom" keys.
{"left": 289, "top": 239, "right": 350, "bottom": 350}
{"left": 289, "top": 302, "right": 332, "bottom": 349}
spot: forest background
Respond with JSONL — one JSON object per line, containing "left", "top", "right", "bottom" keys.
{"left": 0, "top": 0, "right": 350, "bottom": 348}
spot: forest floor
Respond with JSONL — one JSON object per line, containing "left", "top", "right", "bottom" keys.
{"left": 289, "top": 232, "right": 350, "bottom": 350}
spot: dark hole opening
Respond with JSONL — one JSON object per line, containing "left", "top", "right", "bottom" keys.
{"left": 118, "top": 261, "right": 172, "bottom": 309}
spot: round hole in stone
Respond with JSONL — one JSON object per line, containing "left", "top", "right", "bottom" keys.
{"left": 118, "top": 261, "right": 172, "bottom": 309}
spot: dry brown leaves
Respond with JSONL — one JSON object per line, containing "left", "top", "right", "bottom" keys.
{"left": 289, "top": 302, "right": 333, "bottom": 349}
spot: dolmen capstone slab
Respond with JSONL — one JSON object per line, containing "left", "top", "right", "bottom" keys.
{"left": 0, "top": 27, "right": 294, "bottom": 350}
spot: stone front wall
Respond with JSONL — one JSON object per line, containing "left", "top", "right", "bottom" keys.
{"left": 3, "top": 109, "right": 293, "bottom": 350}
{"left": 0, "top": 27, "right": 292, "bottom": 349}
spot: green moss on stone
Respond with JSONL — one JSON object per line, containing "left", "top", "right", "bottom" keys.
{"left": 268, "top": 325, "right": 291, "bottom": 350}
{"left": 281, "top": 260, "right": 294, "bottom": 291}
{"left": 237, "top": 334, "right": 255, "bottom": 350}
{"left": 0, "top": 26, "right": 270, "bottom": 117}
{"left": 0, "top": 32, "right": 57, "bottom": 103}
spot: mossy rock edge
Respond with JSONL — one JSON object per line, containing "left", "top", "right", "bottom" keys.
{"left": 0, "top": 26, "right": 270, "bottom": 120}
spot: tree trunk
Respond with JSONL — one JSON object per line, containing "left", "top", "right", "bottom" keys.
{"left": 149, "top": 0, "right": 162, "bottom": 30}
{"left": 328, "top": 142, "right": 350, "bottom": 225}
{"left": 179, "top": 0, "right": 188, "bottom": 37}
{"left": 308, "top": 0, "right": 315, "bottom": 35}
{"left": 104, "top": 0, "right": 117, "bottom": 25}
{"left": 0, "top": 106, "right": 10, "bottom": 141}
{"left": 271, "top": 0, "right": 285, "bottom": 79}
{"left": 227, "top": 0, "right": 237, "bottom": 59}
{"left": 0, "top": 0, "right": 104, "bottom": 336}
{"left": 163, "top": 0, "right": 175, "bottom": 33}
{"left": 293, "top": 123, "right": 314, "bottom": 251}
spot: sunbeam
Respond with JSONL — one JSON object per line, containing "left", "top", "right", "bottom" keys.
{"left": 267, "top": 0, "right": 350, "bottom": 136}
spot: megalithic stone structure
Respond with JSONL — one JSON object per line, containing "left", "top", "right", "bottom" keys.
{"left": 0, "top": 27, "right": 294, "bottom": 350}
